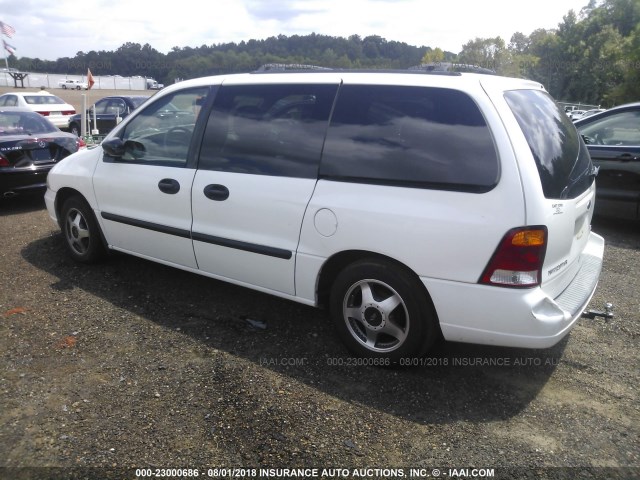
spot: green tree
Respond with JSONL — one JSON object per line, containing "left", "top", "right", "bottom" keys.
{"left": 612, "top": 23, "right": 640, "bottom": 102}
{"left": 421, "top": 47, "right": 445, "bottom": 64}
{"left": 458, "top": 37, "right": 506, "bottom": 72}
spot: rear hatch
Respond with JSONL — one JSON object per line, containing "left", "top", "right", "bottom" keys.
{"left": 503, "top": 89, "right": 597, "bottom": 298}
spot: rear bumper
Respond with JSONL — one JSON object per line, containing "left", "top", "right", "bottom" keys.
{"left": 0, "top": 169, "right": 50, "bottom": 196}
{"left": 423, "top": 232, "right": 605, "bottom": 349}
{"left": 47, "top": 116, "right": 73, "bottom": 129}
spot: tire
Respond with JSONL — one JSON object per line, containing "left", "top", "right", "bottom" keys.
{"left": 69, "top": 123, "right": 81, "bottom": 137}
{"left": 62, "top": 85, "right": 67, "bottom": 89}
{"left": 60, "top": 196, "right": 107, "bottom": 263}
{"left": 330, "top": 259, "right": 438, "bottom": 362}
{"left": 76, "top": 86, "right": 81, "bottom": 90}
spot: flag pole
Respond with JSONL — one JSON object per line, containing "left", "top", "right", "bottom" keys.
{"left": 87, "top": 68, "right": 99, "bottom": 137}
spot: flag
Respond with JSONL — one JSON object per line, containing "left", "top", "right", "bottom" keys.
{"left": 3, "top": 39, "right": 16, "bottom": 55}
{"left": 87, "top": 68, "right": 95, "bottom": 90}
{"left": 0, "top": 21, "right": 16, "bottom": 38}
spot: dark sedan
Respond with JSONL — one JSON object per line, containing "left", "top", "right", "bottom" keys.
{"left": 574, "top": 102, "right": 640, "bottom": 221}
{"left": 0, "top": 108, "right": 83, "bottom": 198}
{"left": 68, "top": 95, "right": 150, "bottom": 136}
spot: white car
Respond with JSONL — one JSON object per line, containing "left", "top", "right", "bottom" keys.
{"left": 58, "top": 79, "right": 88, "bottom": 90}
{"left": 569, "top": 109, "right": 586, "bottom": 120}
{"left": 0, "top": 91, "right": 76, "bottom": 129}
{"left": 44, "top": 69, "right": 605, "bottom": 362}
{"left": 580, "top": 108, "right": 606, "bottom": 119}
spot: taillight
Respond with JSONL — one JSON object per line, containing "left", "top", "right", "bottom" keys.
{"left": 0, "top": 153, "right": 9, "bottom": 167}
{"left": 62, "top": 110, "right": 75, "bottom": 115}
{"left": 36, "top": 111, "right": 50, "bottom": 116}
{"left": 77, "top": 137, "right": 87, "bottom": 149}
{"left": 479, "top": 226, "right": 548, "bottom": 288}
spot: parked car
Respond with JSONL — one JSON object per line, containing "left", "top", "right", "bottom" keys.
{"left": 574, "top": 102, "right": 640, "bottom": 221}
{"left": 0, "top": 107, "right": 84, "bottom": 198}
{"left": 581, "top": 108, "right": 606, "bottom": 119}
{"left": 146, "top": 79, "right": 164, "bottom": 90}
{"left": 569, "top": 109, "right": 586, "bottom": 121}
{"left": 0, "top": 91, "right": 76, "bottom": 129}
{"left": 44, "top": 70, "right": 604, "bottom": 361}
{"left": 58, "top": 79, "right": 88, "bottom": 90}
{"left": 67, "top": 95, "right": 151, "bottom": 136}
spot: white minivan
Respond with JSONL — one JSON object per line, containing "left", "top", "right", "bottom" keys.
{"left": 45, "top": 69, "right": 604, "bottom": 362}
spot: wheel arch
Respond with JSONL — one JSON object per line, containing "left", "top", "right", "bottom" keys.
{"left": 316, "top": 250, "right": 440, "bottom": 327}
{"left": 55, "top": 187, "right": 109, "bottom": 250}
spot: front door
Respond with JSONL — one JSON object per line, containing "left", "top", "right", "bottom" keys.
{"left": 93, "top": 86, "right": 211, "bottom": 268}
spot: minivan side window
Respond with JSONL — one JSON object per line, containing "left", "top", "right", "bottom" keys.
{"left": 320, "top": 85, "right": 499, "bottom": 192}
{"left": 116, "top": 87, "right": 209, "bottom": 166}
{"left": 198, "top": 83, "right": 338, "bottom": 178}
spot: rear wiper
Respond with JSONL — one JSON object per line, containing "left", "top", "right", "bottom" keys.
{"left": 560, "top": 164, "right": 599, "bottom": 198}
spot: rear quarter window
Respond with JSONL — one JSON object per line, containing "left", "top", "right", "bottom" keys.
{"left": 504, "top": 89, "right": 593, "bottom": 199}
{"left": 319, "top": 85, "right": 499, "bottom": 192}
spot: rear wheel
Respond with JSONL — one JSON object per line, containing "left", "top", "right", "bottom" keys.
{"left": 60, "top": 196, "right": 106, "bottom": 263}
{"left": 330, "top": 259, "right": 438, "bottom": 362}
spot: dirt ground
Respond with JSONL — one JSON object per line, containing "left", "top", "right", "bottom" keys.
{"left": 0, "top": 194, "right": 638, "bottom": 480}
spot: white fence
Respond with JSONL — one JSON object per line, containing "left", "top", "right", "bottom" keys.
{"left": 0, "top": 71, "right": 149, "bottom": 90}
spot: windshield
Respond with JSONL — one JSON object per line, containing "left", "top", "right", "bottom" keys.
{"left": 504, "top": 89, "right": 593, "bottom": 199}
{"left": 131, "top": 96, "right": 150, "bottom": 109}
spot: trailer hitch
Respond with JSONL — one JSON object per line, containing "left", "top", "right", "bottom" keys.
{"left": 582, "top": 303, "right": 614, "bottom": 321}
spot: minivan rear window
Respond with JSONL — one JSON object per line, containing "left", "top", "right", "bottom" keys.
{"left": 504, "top": 89, "right": 593, "bottom": 199}
{"left": 320, "top": 85, "right": 499, "bottom": 192}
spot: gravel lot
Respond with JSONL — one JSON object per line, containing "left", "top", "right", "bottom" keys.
{"left": 0, "top": 84, "right": 639, "bottom": 480}
{"left": 0, "top": 194, "right": 638, "bottom": 480}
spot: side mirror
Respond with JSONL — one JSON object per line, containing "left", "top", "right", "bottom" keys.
{"left": 581, "top": 134, "right": 594, "bottom": 145}
{"left": 102, "top": 138, "right": 146, "bottom": 159}
{"left": 102, "top": 138, "right": 125, "bottom": 157}
{"left": 125, "top": 140, "right": 146, "bottom": 159}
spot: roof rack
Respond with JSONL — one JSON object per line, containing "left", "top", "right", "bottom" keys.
{"left": 410, "top": 62, "right": 496, "bottom": 75}
{"left": 250, "top": 63, "right": 492, "bottom": 76}
{"left": 255, "top": 63, "right": 334, "bottom": 72}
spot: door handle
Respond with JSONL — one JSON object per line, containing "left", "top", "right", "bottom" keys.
{"left": 616, "top": 153, "right": 639, "bottom": 162}
{"left": 203, "top": 184, "right": 229, "bottom": 201}
{"left": 158, "top": 178, "right": 180, "bottom": 194}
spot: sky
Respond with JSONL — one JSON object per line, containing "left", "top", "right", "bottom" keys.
{"left": 0, "top": 0, "right": 591, "bottom": 62}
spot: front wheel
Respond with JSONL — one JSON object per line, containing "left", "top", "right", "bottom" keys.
{"left": 60, "top": 196, "right": 106, "bottom": 263}
{"left": 330, "top": 259, "right": 438, "bottom": 362}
